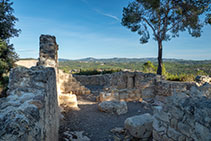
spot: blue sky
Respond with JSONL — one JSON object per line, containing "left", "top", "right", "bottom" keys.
{"left": 11, "top": 0, "right": 211, "bottom": 60}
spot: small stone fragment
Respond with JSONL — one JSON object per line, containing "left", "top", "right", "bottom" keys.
{"left": 98, "top": 101, "right": 128, "bottom": 115}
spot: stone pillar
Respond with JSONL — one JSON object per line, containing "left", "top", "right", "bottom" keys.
{"left": 36, "top": 34, "right": 61, "bottom": 102}
{"left": 37, "top": 34, "right": 59, "bottom": 68}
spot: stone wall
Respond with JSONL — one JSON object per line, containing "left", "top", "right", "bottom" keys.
{"left": 59, "top": 70, "right": 91, "bottom": 95}
{"left": 153, "top": 91, "right": 211, "bottom": 141}
{"left": 92, "top": 71, "right": 196, "bottom": 102}
{"left": 0, "top": 67, "right": 59, "bottom": 141}
{"left": 73, "top": 74, "right": 111, "bottom": 87}
{"left": 60, "top": 71, "right": 198, "bottom": 102}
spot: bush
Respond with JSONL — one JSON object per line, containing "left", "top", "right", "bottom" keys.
{"left": 196, "top": 70, "right": 207, "bottom": 76}
{"left": 75, "top": 69, "right": 122, "bottom": 75}
{"left": 143, "top": 61, "right": 156, "bottom": 73}
{"left": 0, "top": 76, "right": 9, "bottom": 97}
{"left": 0, "top": 39, "right": 18, "bottom": 80}
{"left": 166, "top": 73, "right": 195, "bottom": 82}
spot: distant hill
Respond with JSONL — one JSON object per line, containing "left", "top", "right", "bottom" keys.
{"left": 58, "top": 58, "right": 71, "bottom": 62}
{"left": 65, "top": 57, "right": 210, "bottom": 64}
{"left": 18, "top": 58, "right": 37, "bottom": 60}
{"left": 74, "top": 57, "right": 171, "bottom": 62}
{"left": 18, "top": 57, "right": 211, "bottom": 65}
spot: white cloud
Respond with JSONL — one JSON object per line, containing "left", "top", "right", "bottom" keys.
{"left": 94, "top": 9, "right": 120, "bottom": 21}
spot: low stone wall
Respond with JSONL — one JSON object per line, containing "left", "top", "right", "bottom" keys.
{"left": 0, "top": 67, "right": 59, "bottom": 141}
{"left": 59, "top": 71, "right": 202, "bottom": 102}
{"left": 59, "top": 70, "right": 91, "bottom": 95}
{"left": 95, "top": 71, "right": 197, "bottom": 102}
{"left": 73, "top": 74, "right": 111, "bottom": 87}
{"left": 153, "top": 91, "right": 211, "bottom": 141}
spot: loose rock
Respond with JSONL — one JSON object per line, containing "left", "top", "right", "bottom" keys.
{"left": 124, "top": 113, "right": 153, "bottom": 139}
{"left": 98, "top": 101, "right": 128, "bottom": 115}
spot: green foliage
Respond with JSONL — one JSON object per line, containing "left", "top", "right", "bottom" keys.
{"left": 0, "top": 39, "right": 17, "bottom": 82}
{"left": 122, "top": 0, "right": 210, "bottom": 43}
{"left": 58, "top": 61, "right": 143, "bottom": 73}
{"left": 166, "top": 73, "right": 195, "bottom": 82}
{"left": 143, "top": 61, "right": 156, "bottom": 73}
{"left": 59, "top": 59, "right": 211, "bottom": 82}
{"left": 196, "top": 70, "right": 207, "bottom": 76}
{"left": 0, "top": 0, "right": 19, "bottom": 96}
{"left": 0, "top": 40, "right": 17, "bottom": 94}
{"left": 75, "top": 69, "right": 122, "bottom": 75}
{"left": 0, "top": 76, "right": 9, "bottom": 97}
{"left": 0, "top": 0, "right": 20, "bottom": 40}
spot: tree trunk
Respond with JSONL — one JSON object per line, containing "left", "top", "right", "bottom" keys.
{"left": 157, "top": 40, "right": 163, "bottom": 75}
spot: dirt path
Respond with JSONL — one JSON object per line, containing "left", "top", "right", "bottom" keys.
{"left": 59, "top": 91, "right": 153, "bottom": 141}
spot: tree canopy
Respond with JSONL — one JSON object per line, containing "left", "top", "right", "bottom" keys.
{"left": 0, "top": 39, "right": 18, "bottom": 79}
{"left": 0, "top": 0, "right": 20, "bottom": 40}
{"left": 0, "top": 0, "right": 20, "bottom": 91}
{"left": 122, "top": 0, "right": 210, "bottom": 75}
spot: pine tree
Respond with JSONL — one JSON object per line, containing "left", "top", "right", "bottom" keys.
{"left": 122, "top": 0, "right": 210, "bottom": 75}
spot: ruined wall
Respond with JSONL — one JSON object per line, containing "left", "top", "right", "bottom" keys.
{"left": 87, "top": 71, "right": 196, "bottom": 102}
{"left": 0, "top": 67, "right": 59, "bottom": 141}
{"left": 59, "top": 70, "right": 91, "bottom": 95}
{"left": 37, "top": 35, "right": 58, "bottom": 68}
{"left": 153, "top": 90, "right": 211, "bottom": 141}
{"left": 73, "top": 74, "right": 111, "bottom": 87}
{"left": 60, "top": 71, "right": 199, "bottom": 102}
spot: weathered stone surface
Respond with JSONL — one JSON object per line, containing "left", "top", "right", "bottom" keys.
{"left": 73, "top": 74, "right": 111, "bottom": 87}
{"left": 194, "top": 122, "right": 211, "bottom": 141}
{"left": 153, "top": 91, "right": 211, "bottom": 141}
{"left": 155, "top": 80, "right": 196, "bottom": 97}
{"left": 0, "top": 66, "right": 59, "bottom": 141}
{"left": 59, "top": 70, "right": 91, "bottom": 95}
{"left": 98, "top": 101, "right": 128, "bottom": 115}
{"left": 124, "top": 113, "right": 153, "bottom": 139}
{"left": 167, "top": 127, "right": 182, "bottom": 140}
{"left": 195, "top": 75, "right": 211, "bottom": 86}
{"left": 142, "top": 86, "right": 155, "bottom": 99}
{"left": 152, "top": 118, "right": 166, "bottom": 133}
{"left": 97, "top": 92, "right": 114, "bottom": 102}
{"left": 62, "top": 131, "right": 90, "bottom": 141}
{"left": 110, "top": 127, "right": 125, "bottom": 134}
{"left": 69, "top": 71, "right": 203, "bottom": 103}
{"left": 37, "top": 35, "right": 58, "bottom": 68}
{"left": 199, "top": 83, "right": 211, "bottom": 98}
{"left": 59, "top": 93, "right": 78, "bottom": 109}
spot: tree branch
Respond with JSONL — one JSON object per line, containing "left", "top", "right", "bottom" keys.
{"left": 167, "top": 18, "right": 183, "bottom": 32}
{"left": 142, "top": 17, "right": 158, "bottom": 39}
{"left": 161, "top": 0, "right": 170, "bottom": 40}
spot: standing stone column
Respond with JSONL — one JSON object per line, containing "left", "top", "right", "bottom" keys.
{"left": 37, "top": 34, "right": 59, "bottom": 68}
{"left": 36, "top": 34, "right": 61, "bottom": 105}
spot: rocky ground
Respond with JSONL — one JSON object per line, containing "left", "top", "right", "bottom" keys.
{"left": 59, "top": 86, "right": 153, "bottom": 141}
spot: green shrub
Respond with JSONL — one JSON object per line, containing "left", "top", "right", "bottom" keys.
{"left": 166, "top": 73, "right": 195, "bottom": 82}
{"left": 0, "top": 76, "right": 9, "bottom": 97}
{"left": 143, "top": 61, "right": 156, "bottom": 73}
{"left": 75, "top": 69, "right": 122, "bottom": 75}
{"left": 196, "top": 70, "right": 207, "bottom": 76}
{"left": 166, "top": 73, "right": 180, "bottom": 81}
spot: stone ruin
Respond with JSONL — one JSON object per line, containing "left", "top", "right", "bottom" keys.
{"left": 0, "top": 35, "right": 59, "bottom": 141}
{"left": 0, "top": 34, "right": 211, "bottom": 141}
{"left": 37, "top": 35, "right": 58, "bottom": 68}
